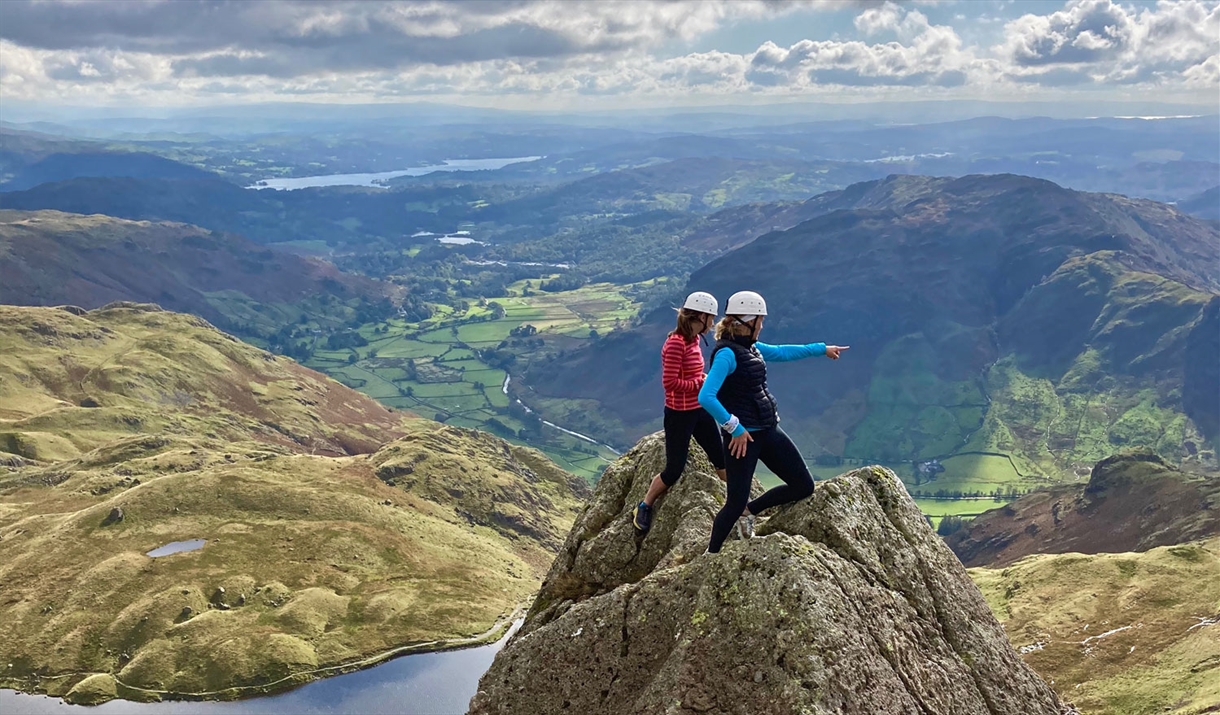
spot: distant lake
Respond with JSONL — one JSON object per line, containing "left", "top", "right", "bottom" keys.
{"left": 0, "top": 622, "right": 519, "bottom": 715}
{"left": 248, "top": 157, "right": 542, "bottom": 190}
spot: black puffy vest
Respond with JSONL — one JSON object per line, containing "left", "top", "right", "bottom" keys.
{"left": 712, "top": 337, "right": 779, "bottom": 430}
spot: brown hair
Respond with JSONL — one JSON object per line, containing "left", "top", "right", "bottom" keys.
{"left": 669, "top": 308, "right": 709, "bottom": 341}
{"left": 714, "top": 315, "right": 755, "bottom": 341}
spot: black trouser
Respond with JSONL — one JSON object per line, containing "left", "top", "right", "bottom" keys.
{"left": 707, "top": 425, "right": 814, "bottom": 553}
{"left": 659, "top": 407, "right": 727, "bottom": 487}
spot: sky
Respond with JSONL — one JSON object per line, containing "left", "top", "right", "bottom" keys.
{"left": 0, "top": 0, "right": 1217, "bottom": 110}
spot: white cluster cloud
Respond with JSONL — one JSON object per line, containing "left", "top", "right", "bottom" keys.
{"left": 998, "top": 0, "right": 1219, "bottom": 87}
{"left": 0, "top": 0, "right": 1215, "bottom": 105}
{"left": 747, "top": 7, "right": 977, "bottom": 89}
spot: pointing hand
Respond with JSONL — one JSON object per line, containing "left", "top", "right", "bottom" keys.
{"left": 826, "top": 345, "right": 849, "bottom": 360}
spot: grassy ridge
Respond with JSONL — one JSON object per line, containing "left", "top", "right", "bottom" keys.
{"left": 0, "top": 303, "right": 404, "bottom": 458}
{"left": 971, "top": 538, "right": 1220, "bottom": 714}
{"left": 0, "top": 305, "right": 587, "bottom": 703}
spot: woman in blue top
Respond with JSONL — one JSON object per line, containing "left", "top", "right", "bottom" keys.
{"left": 698, "top": 290, "right": 848, "bottom": 554}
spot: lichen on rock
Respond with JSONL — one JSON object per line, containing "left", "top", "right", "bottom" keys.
{"left": 522, "top": 432, "right": 760, "bottom": 633}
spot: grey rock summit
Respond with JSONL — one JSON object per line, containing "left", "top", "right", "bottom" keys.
{"left": 470, "top": 433, "right": 1070, "bottom": 715}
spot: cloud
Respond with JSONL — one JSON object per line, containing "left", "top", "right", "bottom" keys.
{"left": 0, "top": 0, "right": 822, "bottom": 67}
{"left": 0, "top": 0, "right": 1215, "bottom": 106}
{"left": 1002, "top": 0, "right": 1135, "bottom": 66}
{"left": 998, "top": 0, "right": 1219, "bottom": 85}
{"left": 746, "top": 7, "right": 981, "bottom": 88}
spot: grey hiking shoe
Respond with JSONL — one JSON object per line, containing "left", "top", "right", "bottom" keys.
{"left": 736, "top": 512, "right": 755, "bottom": 539}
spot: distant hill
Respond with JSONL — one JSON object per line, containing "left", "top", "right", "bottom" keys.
{"left": 453, "top": 156, "right": 888, "bottom": 227}
{"left": 1178, "top": 185, "right": 1219, "bottom": 221}
{"left": 525, "top": 175, "right": 1220, "bottom": 484}
{"left": 947, "top": 452, "right": 1220, "bottom": 567}
{"left": 0, "top": 210, "right": 397, "bottom": 337}
{"left": 683, "top": 173, "right": 961, "bottom": 253}
{"left": 0, "top": 175, "right": 493, "bottom": 246}
{"left": 0, "top": 128, "right": 222, "bottom": 190}
{"left": 0, "top": 303, "right": 405, "bottom": 457}
{"left": 0, "top": 304, "right": 586, "bottom": 703}
{"left": 3, "top": 151, "right": 220, "bottom": 191}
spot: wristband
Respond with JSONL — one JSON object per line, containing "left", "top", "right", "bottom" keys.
{"left": 720, "top": 415, "right": 740, "bottom": 434}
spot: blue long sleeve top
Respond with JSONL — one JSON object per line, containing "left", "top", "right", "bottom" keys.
{"left": 698, "top": 341, "right": 826, "bottom": 437}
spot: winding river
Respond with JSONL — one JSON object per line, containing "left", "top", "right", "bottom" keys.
{"left": 0, "top": 622, "right": 519, "bottom": 714}
{"left": 502, "top": 374, "right": 620, "bottom": 455}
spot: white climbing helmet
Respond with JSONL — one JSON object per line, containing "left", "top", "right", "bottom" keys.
{"left": 725, "top": 290, "right": 767, "bottom": 318}
{"left": 681, "top": 291, "right": 718, "bottom": 316}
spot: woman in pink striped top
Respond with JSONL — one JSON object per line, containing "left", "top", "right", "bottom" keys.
{"left": 633, "top": 291, "right": 727, "bottom": 533}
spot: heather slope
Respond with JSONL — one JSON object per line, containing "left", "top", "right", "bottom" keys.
{"left": 0, "top": 303, "right": 403, "bottom": 458}
{"left": 972, "top": 539, "right": 1220, "bottom": 715}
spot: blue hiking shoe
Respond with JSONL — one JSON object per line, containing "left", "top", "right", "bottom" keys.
{"left": 633, "top": 501, "right": 653, "bottom": 533}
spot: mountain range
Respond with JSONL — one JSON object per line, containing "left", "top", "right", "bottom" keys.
{"left": 525, "top": 174, "right": 1220, "bottom": 485}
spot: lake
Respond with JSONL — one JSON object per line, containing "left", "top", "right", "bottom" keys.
{"left": 0, "top": 622, "right": 519, "bottom": 715}
{"left": 247, "top": 157, "right": 542, "bottom": 190}
{"left": 146, "top": 538, "right": 206, "bottom": 558}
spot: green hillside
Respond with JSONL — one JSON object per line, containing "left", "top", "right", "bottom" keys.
{"left": 972, "top": 539, "right": 1220, "bottom": 714}
{"left": 0, "top": 304, "right": 586, "bottom": 704}
{"left": 0, "top": 210, "right": 400, "bottom": 351}
{"left": 526, "top": 175, "right": 1220, "bottom": 498}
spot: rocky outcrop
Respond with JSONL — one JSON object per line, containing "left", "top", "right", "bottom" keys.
{"left": 471, "top": 435, "right": 1069, "bottom": 715}
{"left": 523, "top": 432, "right": 759, "bottom": 632}
{"left": 947, "top": 452, "right": 1220, "bottom": 567}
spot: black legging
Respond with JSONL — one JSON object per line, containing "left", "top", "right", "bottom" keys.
{"left": 660, "top": 407, "right": 727, "bottom": 486}
{"left": 707, "top": 425, "right": 814, "bottom": 553}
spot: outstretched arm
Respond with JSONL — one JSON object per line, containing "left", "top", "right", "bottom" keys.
{"left": 756, "top": 342, "right": 849, "bottom": 361}
{"left": 756, "top": 342, "right": 826, "bottom": 362}
{"left": 698, "top": 350, "right": 745, "bottom": 437}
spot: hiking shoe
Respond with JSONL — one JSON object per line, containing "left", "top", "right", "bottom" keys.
{"left": 633, "top": 501, "right": 653, "bottom": 533}
{"left": 736, "top": 513, "right": 755, "bottom": 540}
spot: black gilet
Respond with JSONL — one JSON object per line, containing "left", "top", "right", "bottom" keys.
{"left": 712, "top": 336, "right": 779, "bottom": 430}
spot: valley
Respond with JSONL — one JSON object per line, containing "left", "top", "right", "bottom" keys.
{"left": 304, "top": 276, "right": 640, "bottom": 479}
{"left": 1, "top": 97, "right": 1217, "bottom": 714}
{"left": 4, "top": 117, "right": 1215, "bottom": 510}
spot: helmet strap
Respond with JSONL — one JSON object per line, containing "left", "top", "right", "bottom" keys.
{"left": 730, "top": 316, "right": 759, "bottom": 346}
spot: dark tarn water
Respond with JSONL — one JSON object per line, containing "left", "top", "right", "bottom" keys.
{"left": 145, "top": 539, "right": 207, "bottom": 558}
{"left": 0, "top": 622, "right": 519, "bottom": 715}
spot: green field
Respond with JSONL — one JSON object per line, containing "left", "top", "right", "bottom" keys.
{"left": 306, "top": 278, "right": 644, "bottom": 480}
{"left": 756, "top": 460, "right": 1016, "bottom": 527}
{"left": 914, "top": 497, "right": 1005, "bottom": 528}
